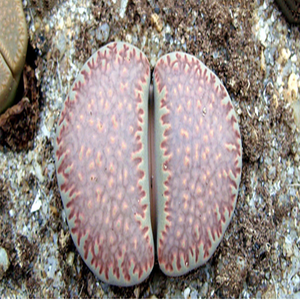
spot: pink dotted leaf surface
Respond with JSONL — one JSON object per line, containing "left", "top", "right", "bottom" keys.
{"left": 153, "top": 53, "right": 242, "bottom": 276}
{"left": 55, "top": 42, "right": 154, "bottom": 286}
{"left": 55, "top": 42, "right": 243, "bottom": 286}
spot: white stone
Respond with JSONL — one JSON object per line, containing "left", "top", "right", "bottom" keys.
{"left": 183, "top": 287, "right": 191, "bottom": 299}
{"left": 0, "top": 247, "right": 10, "bottom": 279}
{"left": 96, "top": 23, "right": 110, "bottom": 43}
{"left": 31, "top": 190, "right": 42, "bottom": 213}
{"left": 257, "top": 25, "right": 268, "bottom": 46}
{"left": 119, "top": 0, "right": 128, "bottom": 18}
{"left": 288, "top": 73, "right": 298, "bottom": 100}
{"left": 34, "top": 161, "right": 44, "bottom": 183}
{"left": 291, "top": 54, "right": 297, "bottom": 63}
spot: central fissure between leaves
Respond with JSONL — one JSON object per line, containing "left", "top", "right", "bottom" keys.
{"left": 148, "top": 84, "right": 157, "bottom": 243}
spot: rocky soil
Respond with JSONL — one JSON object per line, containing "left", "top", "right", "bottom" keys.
{"left": 0, "top": 0, "right": 300, "bottom": 298}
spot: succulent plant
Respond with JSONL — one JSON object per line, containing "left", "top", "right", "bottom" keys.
{"left": 54, "top": 42, "right": 242, "bottom": 286}
{"left": 0, "top": 0, "right": 28, "bottom": 114}
{"left": 153, "top": 52, "right": 242, "bottom": 276}
{"left": 55, "top": 42, "right": 154, "bottom": 286}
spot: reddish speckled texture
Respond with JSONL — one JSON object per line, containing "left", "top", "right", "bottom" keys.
{"left": 55, "top": 43, "right": 242, "bottom": 286}
{"left": 55, "top": 42, "right": 154, "bottom": 286}
{"left": 153, "top": 53, "right": 242, "bottom": 276}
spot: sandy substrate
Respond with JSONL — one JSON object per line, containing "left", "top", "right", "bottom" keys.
{"left": 0, "top": 0, "right": 300, "bottom": 298}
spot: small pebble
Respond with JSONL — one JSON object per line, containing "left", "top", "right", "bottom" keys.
{"left": 277, "top": 48, "right": 291, "bottom": 65}
{"left": 183, "top": 287, "right": 191, "bottom": 299}
{"left": 288, "top": 73, "right": 298, "bottom": 100}
{"left": 31, "top": 190, "right": 42, "bottom": 213}
{"left": 151, "top": 13, "right": 163, "bottom": 33}
{"left": 257, "top": 25, "right": 268, "bottom": 46}
{"left": 291, "top": 54, "right": 297, "bottom": 63}
{"left": 34, "top": 162, "right": 45, "bottom": 183}
{"left": 119, "top": 0, "right": 128, "bottom": 19}
{"left": 0, "top": 247, "right": 10, "bottom": 279}
{"left": 96, "top": 23, "right": 110, "bottom": 43}
{"left": 66, "top": 252, "right": 75, "bottom": 267}
{"left": 65, "top": 16, "right": 72, "bottom": 28}
{"left": 133, "top": 286, "right": 140, "bottom": 298}
{"left": 45, "top": 23, "right": 50, "bottom": 34}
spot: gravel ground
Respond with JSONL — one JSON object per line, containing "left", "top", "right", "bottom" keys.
{"left": 0, "top": 0, "right": 300, "bottom": 298}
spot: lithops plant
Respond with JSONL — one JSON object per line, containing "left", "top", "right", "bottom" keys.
{"left": 0, "top": 0, "right": 28, "bottom": 113}
{"left": 55, "top": 41, "right": 242, "bottom": 286}
{"left": 153, "top": 53, "right": 242, "bottom": 276}
{"left": 55, "top": 42, "right": 154, "bottom": 286}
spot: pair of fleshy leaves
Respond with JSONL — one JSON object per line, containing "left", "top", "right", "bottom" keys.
{"left": 55, "top": 42, "right": 242, "bottom": 286}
